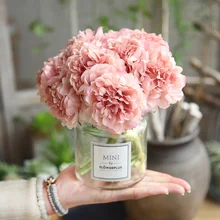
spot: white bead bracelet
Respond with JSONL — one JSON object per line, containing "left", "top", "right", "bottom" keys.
{"left": 36, "top": 178, "right": 49, "bottom": 220}
{"left": 46, "top": 176, "right": 69, "bottom": 216}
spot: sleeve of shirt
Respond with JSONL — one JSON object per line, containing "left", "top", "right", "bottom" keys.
{"left": 0, "top": 178, "right": 41, "bottom": 220}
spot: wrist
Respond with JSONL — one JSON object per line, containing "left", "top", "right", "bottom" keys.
{"left": 55, "top": 175, "right": 70, "bottom": 209}
{"left": 43, "top": 182, "right": 55, "bottom": 216}
{"left": 44, "top": 176, "right": 69, "bottom": 216}
{"left": 55, "top": 173, "right": 79, "bottom": 209}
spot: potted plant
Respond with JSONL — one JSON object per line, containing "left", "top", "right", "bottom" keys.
{"left": 0, "top": 162, "right": 21, "bottom": 181}
{"left": 30, "top": 112, "right": 59, "bottom": 158}
{"left": 207, "top": 141, "right": 220, "bottom": 202}
{"left": 125, "top": 101, "right": 211, "bottom": 220}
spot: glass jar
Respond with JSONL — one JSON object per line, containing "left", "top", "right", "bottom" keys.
{"left": 74, "top": 118, "right": 147, "bottom": 189}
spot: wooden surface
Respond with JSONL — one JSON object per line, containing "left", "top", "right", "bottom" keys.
{"left": 194, "top": 199, "right": 220, "bottom": 220}
{"left": 51, "top": 215, "right": 61, "bottom": 220}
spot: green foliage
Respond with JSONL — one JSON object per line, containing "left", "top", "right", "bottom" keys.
{"left": 115, "top": 8, "right": 137, "bottom": 23}
{"left": 30, "top": 111, "right": 74, "bottom": 175}
{"left": 28, "top": 20, "right": 54, "bottom": 54}
{"left": 43, "top": 130, "right": 75, "bottom": 169}
{"left": 97, "top": 16, "right": 117, "bottom": 32}
{"left": 114, "top": 0, "right": 151, "bottom": 27}
{"left": 22, "top": 159, "right": 58, "bottom": 179}
{"left": 31, "top": 112, "right": 58, "bottom": 136}
{"left": 93, "top": 0, "right": 151, "bottom": 32}
{"left": 0, "top": 162, "right": 21, "bottom": 181}
{"left": 128, "top": 5, "right": 139, "bottom": 13}
{"left": 169, "top": 0, "right": 194, "bottom": 65}
{"left": 207, "top": 141, "right": 220, "bottom": 176}
{"left": 0, "top": 112, "right": 74, "bottom": 179}
{"left": 59, "top": 0, "right": 69, "bottom": 5}
{"left": 29, "top": 20, "right": 54, "bottom": 37}
{"left": 142, "top": 9, "right": 152, "bottom": 18}
{"left": 28, "top": 0, "right": 70, "bottom": 54}
{"left": 31, "top": 43, "right": 49, "bottom": 54}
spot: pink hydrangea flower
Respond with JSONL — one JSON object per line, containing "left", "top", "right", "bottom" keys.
{"left": 79, "top": 64, "right": 147, "bottom": 134}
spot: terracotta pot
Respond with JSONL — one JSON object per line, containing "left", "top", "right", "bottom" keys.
{"left": 125, "top": 129, "right": 211, "bottom": 220}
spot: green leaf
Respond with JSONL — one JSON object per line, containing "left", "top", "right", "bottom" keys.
{"left": 127, "top": 12, "right": 137, "bottom": 23}
{"left": 128, "top": 5, "right": 139, "bottom": 13}
{"left": 31, "top": 43, "right": 48, "bottom": 54}
{"left": 0, "top": 162, "right": 21, "bottom": 180}
{"left": 169, "top": 0, "right": 178, "bottom": 5}
{"left": 139, "top": 0, "right": 147, "bottom": 9}
{"left": 98, "top": 16, "right": 109, "bottom": 26}
{"left": 43, "top": 130, "right": 75, "bottom": 170}
{"left": 59, "top": 0, "right": 69, "bottom": 4}
{"left": 103, "top": 26, "right": 110, "bottom": 32}
{"left": 115, "top": 8, "right": 137, "bottom": 22}
{"left": 31, "top": 112, "right": 58, "bottom": 136}
{"left": 22, "top": 159, "right": 58, "bottom": 178}
{"left": 29, "top": 20, "right": 54, "bottom": 37}
{"left": 142, "top": 10, "right": 152, "bottom": 18}
{"left": 97, "top": 16, "right": 117, "bottom": 32}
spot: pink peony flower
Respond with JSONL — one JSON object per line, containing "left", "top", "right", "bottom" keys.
{"left": 141, "top": 49, "right": 185, "bottom": 110}
{"left": 37, "top": 55, "right": 64, "bottom": 102}
{"left": 122, "top": 28, "right": 169, "bottom": 50}
{"left": 37, "top": 27, "right": 186, "bottom": 133}
{"left": 105, "top": 28, "right": 170, "bottom": 81}
{"left": 107, "top": 35, "right": 148, "bottom": 73}
{"left": 37, "top": 55, "right": 81, "bottom": 128}
{"left": 79, "top": 64, "right": 147, "bottom": 134}
{"left": 67, "top": 28, "right": 95, "bottom": 47}
{"left": 79, "top": 44, "right": 125, "bottom": 71}
{"left": 105, "top": 28, "right": 185, "bottom": 111}
{"left": 63, "top": 27, "right": 126, "bottom": 94}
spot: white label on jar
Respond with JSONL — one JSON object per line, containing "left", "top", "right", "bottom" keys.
{"left": 91, "top": 142, "right": 131, "bottom": 182}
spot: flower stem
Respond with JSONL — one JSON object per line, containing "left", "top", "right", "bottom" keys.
{"left": 78, "top": 129, "right": 146, "bottom": 176}
{"left": 125, "top": 129, "right": 146, "bottom": 171}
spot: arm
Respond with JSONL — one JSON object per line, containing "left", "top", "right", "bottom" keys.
{"left": 45, "top": 165, "right": 191, "bottom": 215}
{"left": 0, "top": 178, "right": 41, "bottom": 220}
{"left": 0, "top": 165, "right": 191, "bottom": 219}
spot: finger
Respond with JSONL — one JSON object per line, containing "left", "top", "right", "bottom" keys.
{"left": 169, "top": 177, "right": 191, "bottom": 193}
{"left": 145, "top": 170, "right": 172, "bottom": 178}
{"left": 144, "top": 175, "right": 173, "bottom": 183}
{"left": 146, "top": 176, "right": 191, "bottom": 193}
{"left": 136, "top": 175, "right": 177, "bottom": 187}
{"left": 135, "top": 177, "right": 187, "bottom": 195}
{"left": 105, "top": 186, "right": 169, "bottom": 202}
{"left": 144, "top": 172, "right": 191, "bottom": 193}
{"left": 145, "top": 182, "right": 185, "bottom": 195}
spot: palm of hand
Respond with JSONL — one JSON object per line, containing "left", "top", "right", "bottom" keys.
{"left": 56, "top": 165, "right": 191, "bottom": 210}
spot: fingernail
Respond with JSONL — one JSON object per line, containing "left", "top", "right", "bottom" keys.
{"left": 187, "top": 189, "right": 191, "bottom": 194}
{"left": 182, "top": 192, "right": 185, "bottom": 196}
{"left": 166, "top": 192, "right": 169, "bottom": 195}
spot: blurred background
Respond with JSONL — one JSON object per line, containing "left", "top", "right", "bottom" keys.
{"left": 0, "top": 0, "right": 220, "bottom": 219}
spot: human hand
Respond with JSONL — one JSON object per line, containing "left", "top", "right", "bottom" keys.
{"left": 44, "top": 165, "right": 191, "bottom": 215}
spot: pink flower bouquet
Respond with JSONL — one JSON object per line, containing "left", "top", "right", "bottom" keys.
{"left": 37, "top": 27, "right": 185, "bottom": 188}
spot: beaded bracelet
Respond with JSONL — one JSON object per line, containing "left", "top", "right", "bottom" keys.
{"left": 46, "top": 176, "right": 69, "bottom": 216}
{"left": 36, "top": 178, "right": 49, "bottom": 220}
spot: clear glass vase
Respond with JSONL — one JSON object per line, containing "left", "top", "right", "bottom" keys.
{"left": 74, "top": 118, "right": 147, "bottom": 189}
